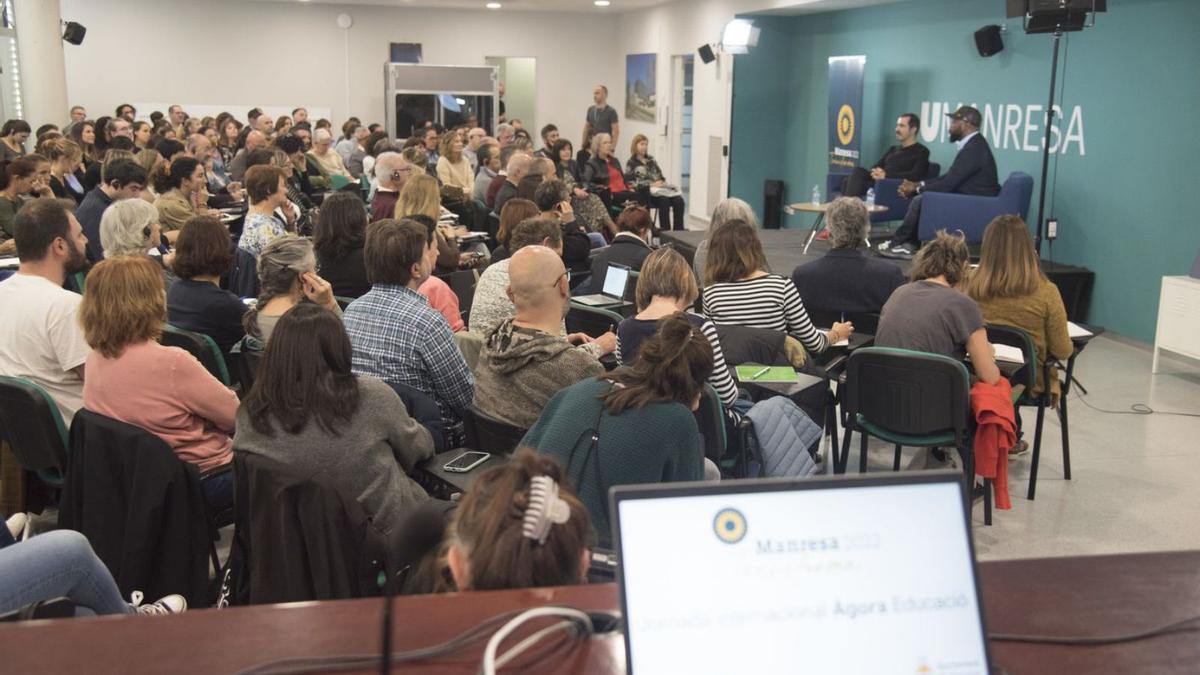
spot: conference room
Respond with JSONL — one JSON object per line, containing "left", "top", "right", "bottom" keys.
{"left": 0, "top": 0, "right": 1197, "bottom": 672}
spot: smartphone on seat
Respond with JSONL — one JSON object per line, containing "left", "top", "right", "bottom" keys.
{"left": 443, "top": 451, "right": 491, "bottom": 473}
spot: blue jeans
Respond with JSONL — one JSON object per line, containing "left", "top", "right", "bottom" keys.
{"left": 0, "top": 530, "right": 131, "bottom": 615}
{"left": 587, "top": 232, "right": 607, "bottom": 249}
{"left": 202, "top": 470, "right": 235, "bottom": 513}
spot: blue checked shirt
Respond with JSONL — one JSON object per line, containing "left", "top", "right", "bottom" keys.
{"left": 344, "top": 284, "right": 475, "bottom": 430}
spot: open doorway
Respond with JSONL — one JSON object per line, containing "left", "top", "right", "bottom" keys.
{"left": 484, "top": 56, "right": 536, "bottom": 132}
{"left": 670, "top": 54, "right": 695, "bottom": 200}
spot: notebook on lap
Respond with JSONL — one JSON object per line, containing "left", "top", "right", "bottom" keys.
{"left": 574, "top": 263, "right": 630, "bottom": 307}
{"left": 610, "top": 472, "right": 991, "bottom": 674}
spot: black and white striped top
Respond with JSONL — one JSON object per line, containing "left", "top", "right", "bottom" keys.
{"left": 702, "top": 274, "right": 829, "bottom": 353}
{"left": 614, "top": 313, "right": 740, "bottom": 409}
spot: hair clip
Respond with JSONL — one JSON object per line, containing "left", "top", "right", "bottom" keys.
{"left": 522, "top": 476, "right": 571, "bottom": 545}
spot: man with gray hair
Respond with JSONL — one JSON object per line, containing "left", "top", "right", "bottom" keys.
{"left": 495, "top": 123, "right": 515, "bottom": 148}
{"left": 464, "top": 127, "right": 487, "bottom": 170}
{"left": 790, "top": 196, "right": 905, "bottom": 315}
{"left": 229, "top": 130, "right": 267, "bottom": 182}
{"left": 308, "top": 127, "right": 353, "bottom": 180}
{"left": 369, "top": 152, "right": 414, "bottom": 222}
{"left": 471, "top": 245, "right": 607, "bottom": 428}
{"left": 492, "top": 151, "right": 531, "bottom": 216}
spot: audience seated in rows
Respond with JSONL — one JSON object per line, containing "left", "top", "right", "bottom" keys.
{"left": 473, "top": 246, "right": 606, "bottom": 429}
{"left": 237, "top": 166, "right": 291, "bottom": 258}
{"left": 582, "top": 132, "right": 634, "bottom": 211}
{"left": 397, "top": 174, "right": 463, "bottom": 273}
{"left": 80, "top": 256, "right": 238, "bottom": 511}
{"left": 791, "top": 197, "right": 906, "bottom": 316}
{"left": 314, "top": 192, "right": 370, "bottom": 299}
{"left": 489, "top": 197, "right": 540, "bottom": 264}
{"left": 227, "top": 130, "right": 266, "bottom": 183}
{"left": 234, "top": 303, "right": 434, "bottom": 542}
{"left": 492, "top": 150, "right": 530, "bottom": 215}
{"left": 702, "top": 219, "right": 852, "bottom": 358}
{"left": 523, "top": 313, "right": 711, "bottom": 546}
{"left": 875, "top": 230, "right": 1001, "bottom": 385}
{"left": 436, "top": 132, "right": 473, "bottom": 194}
{"left": 167, "top": 216, "right": 247, "bottom": 354}
{"left": 0, "top": 200, "right": 90, "bottom": 423}
{"left": 549, "top": 138, "right": 615, "bottom": 237}
{"left": 472, "top": 142, "right": 500, "bottom": 206}
{"left": 444, "top": 449, "right": 591, "bottom": 592}
{"left": 242, "top": 236, "right": 341, "bottom": 347}
{"left": 343, "top": 218, "right": 474, "bottom": 442}
{"left": 966, "top": 215, "right": 1071, "bottom": 404}
{"left": 0, "top": 156, "right": 52, "bottom": 255}
{"left": 588, "top": 204, "right": 653, "bottom": 294}
{"left": 153, "top": 156, "right": 211, "bottom": 242}
{"left": 44, "top": 138, "right": 86, "bottom": 204}
{"left": 308, "top": 128, "right": 352, "bottom": 182}
{"left": 77, "top": 158, "right": 147, "bottom": 261}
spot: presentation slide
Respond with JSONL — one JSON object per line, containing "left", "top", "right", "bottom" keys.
{"left": 617, "top": 482, "right": 987, "bottom": 675}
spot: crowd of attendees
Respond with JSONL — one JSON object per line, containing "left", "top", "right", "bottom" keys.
{"left": 0, "top": 96, "right": 1070, "bottom": 617}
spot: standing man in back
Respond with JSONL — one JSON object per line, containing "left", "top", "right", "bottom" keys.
{"left": 583, "top": 85, "right": 619, "bottom": 151}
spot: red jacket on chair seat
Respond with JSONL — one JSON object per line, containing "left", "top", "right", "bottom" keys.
{"left": 972, "top": 379, "right": 1017, "bottom": 510}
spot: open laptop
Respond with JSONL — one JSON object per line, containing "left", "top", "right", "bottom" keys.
{"left": 610, "top": 472, "right": 990, "bottom": 675}
{"left": 574, "top": 263, "right": 630, "bottom": 307}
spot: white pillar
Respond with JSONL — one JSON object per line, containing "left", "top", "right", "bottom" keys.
{"left": 13, "top": 0, "right": 68, "bottom": 126}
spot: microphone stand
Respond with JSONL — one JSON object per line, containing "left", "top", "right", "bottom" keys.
{"left": 1033, "top": 28, "right": 1063, "bottom": 256}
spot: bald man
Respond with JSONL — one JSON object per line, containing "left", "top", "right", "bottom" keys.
{"left": 472, "top": 246, "right": 611, "bottom": 428}
{"left": 493, "top": 152, "right": 531, "bottom": 216}
{"left": 228, "top": 130, "right": 267, "bottom": 182}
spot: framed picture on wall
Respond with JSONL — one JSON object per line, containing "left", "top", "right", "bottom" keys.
{"left": 626, "top": 53, "right": 657, "bottom": 122}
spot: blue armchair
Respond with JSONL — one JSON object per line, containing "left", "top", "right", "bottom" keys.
{"left": 826, "top": 163, "right": 941, "bottom": 223}
{"left": 917, "top": 172, "right": 1034, "bottom": 243}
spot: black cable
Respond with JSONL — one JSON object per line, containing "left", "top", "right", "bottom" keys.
{"left": 1071, "top": 387, "right": 1200, "bottom": 418}
{"left": 990, "top": 613, "right": 1200, "bottom": 646}
{"left": 1047, "top": 32, "right": 1068, "bottom": 264}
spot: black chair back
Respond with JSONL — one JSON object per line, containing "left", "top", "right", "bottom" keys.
{"left": 0, "top": 376, "right": 69, "bottom": 484}
{"left": 227, "top": 247, "right": 260, "bottom": 299}
{"left": 463, "top": 405, "right": 528, "bottom": 456}
{"left": 161, "top": 324, "right": 232, "bottom": 385}
{"left": 984, "top": 324, "right": 1039, "bottom": 398}
{"left": 446, "top": 269, "right": 478, "bottom": 323}
{"left": 693, "top": 384, "right": 727, "bottom": 464}
{"left": 232, "top": 349, "right": 262, "bottom": 397}
{"left": 0, "top": 597, "right": 77, "bottom": 622}
{"left": 713, "top": 324, "right": 789, "bottom": 367}
{"left": 807, "top": 309, "right": 881, "bottom": 336}
{"left": 566, "top": 303, "right": 623, "bottom": 339}
{"left": 843, "top": 347, "right": 970, "bottom": 441}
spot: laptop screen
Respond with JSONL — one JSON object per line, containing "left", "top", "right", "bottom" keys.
{"left": 602, "top": 264, "right": 630, "bottom": 298}
{"left": 612, "top": 475, "right": 989, "bottom": 674}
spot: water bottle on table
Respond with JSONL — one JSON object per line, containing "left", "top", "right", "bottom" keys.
{"left": 865, "top": 188, "right": 875, "bottom": 208}
{"left": 811, "top": 184, "right": 821, "bottom": 206}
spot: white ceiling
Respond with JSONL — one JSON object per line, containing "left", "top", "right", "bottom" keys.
{"left": 250, "top": 0, "right": 672, "bottom": 12}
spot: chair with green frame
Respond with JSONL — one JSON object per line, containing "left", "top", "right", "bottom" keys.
{"left": 0, "top": 376, "right": 71, "bottom": 505}
{"left": 984, "top": 324, "right": 1049, "bottom": 500}
{"left": 837, "top": 346, "right": 992, "bottom": 525}
{"left": 160, "top": 324, "right": 232, "bottom": 387}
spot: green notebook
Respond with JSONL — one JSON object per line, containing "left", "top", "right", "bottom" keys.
{"left": 735, "top": 365, "right": 800, "bottom": 383}
{"left": 329, "top": 174, "right": 351, "bottom": 190}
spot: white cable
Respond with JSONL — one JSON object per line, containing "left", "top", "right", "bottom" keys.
{"left": 480, "top": 607, "right": 593, "bottom": 675}
{"left": 493, "top": 620, "right": 577, "bottom": 670}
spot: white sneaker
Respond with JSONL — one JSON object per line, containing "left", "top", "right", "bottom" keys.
{"left": 877, "top": 241, "right": 893, "bottom": 253}
{"left": 129, "top": 591, "right": 187, "bottom": 615}
{"left": 5, "top": 512, "right": 30, "bottom": 541}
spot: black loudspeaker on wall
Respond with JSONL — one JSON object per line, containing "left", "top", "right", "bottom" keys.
{"left": 697, "top": 44, "right": 716, "bottom": 65}
{"left": 763, "top": 180, "right": 784, "bottom": 230}
{"left": 62, "top": 21, "right": 86, "bottom": 46}
{"left": 974, "top": 25, "right": 1003, "bottom": 57}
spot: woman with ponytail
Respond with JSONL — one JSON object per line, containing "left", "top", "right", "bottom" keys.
{"left": 522, "top": 312, "right": 712, "bottom": 546}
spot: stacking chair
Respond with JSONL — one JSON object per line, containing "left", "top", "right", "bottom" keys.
{"left": 462, "top": 405, "right": 528, "bottom": 457}
{"left": 232, "top": 349, "right": 263, "bottom": 397}
{"left": 0, "top": 376, "right": 70, "bottom": 496}
{"left": 566, "top": 302, "right": 623, "bottom": 338}
{"left": 985, "top": 324, "right": 1050, "bottom": 500}
{"left": 806, "top": 309, "right": 881, "bottom": 337}
{"left": 838, "top": 347, "right": 991, "bottom": 524}
{"left": 161, "top": 324, "right": 232, "bottom": 386}
{"left": 694, "top": 384, "right": 754, "bottom": 478}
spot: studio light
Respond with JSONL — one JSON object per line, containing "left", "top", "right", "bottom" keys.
{"left": 720, "top": 19, "right": 759, "bottom": 55}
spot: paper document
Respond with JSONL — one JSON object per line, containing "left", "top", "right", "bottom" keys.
{"left": 1067, "top": 321, "right": 1093, "bottom": 339}
{"left": 992, "top": 344, "right": 1025, "bottom": 364}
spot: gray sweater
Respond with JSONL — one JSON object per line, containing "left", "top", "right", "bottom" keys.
{"left": 233, "top": 376, "right": 434, "bottom": 537}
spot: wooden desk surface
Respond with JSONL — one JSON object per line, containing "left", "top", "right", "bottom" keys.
{"left": 1, "top": 551, "right": 1196, "bottom": 674}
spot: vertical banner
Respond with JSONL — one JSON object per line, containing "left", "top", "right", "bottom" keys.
{"left": 828, "top": 55, "right": 866, "bottom": 172}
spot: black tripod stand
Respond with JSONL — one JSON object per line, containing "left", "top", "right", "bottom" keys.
{"left": 1032, "top": 28, "right": 1063, "bottom": 256}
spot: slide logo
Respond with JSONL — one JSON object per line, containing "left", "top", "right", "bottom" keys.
{"left": 837, "top": 104, "right": 856, "bottom": 146}
{"left": 713, "top": 508, "right": 747, "bottom": 544}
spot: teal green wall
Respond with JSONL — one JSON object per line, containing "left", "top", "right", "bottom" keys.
{"left": 729, "top": 0, "right": 1200, "bottom": 343}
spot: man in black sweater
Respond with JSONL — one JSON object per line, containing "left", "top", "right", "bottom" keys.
{"left": 880, "top": 105, "right": 999, "bottom": 256}
{"left": 841, "top": 113, "right": 929, "bottom": 197}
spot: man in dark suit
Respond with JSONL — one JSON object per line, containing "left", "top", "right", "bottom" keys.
{"left": 793, "top": 197, "right": 905, "bottom": 316}
{"left": 879, "top": 105, "right": 999, "bottom": 256}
